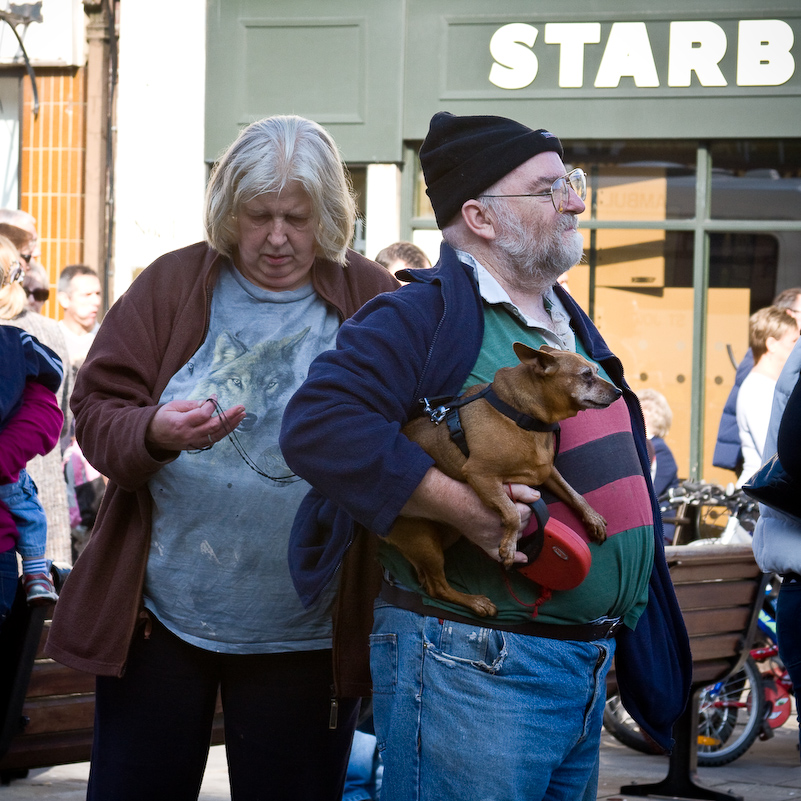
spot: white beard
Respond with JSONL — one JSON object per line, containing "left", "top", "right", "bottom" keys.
{"left": 492, "top": 203, "right": 584, "bottom": 293}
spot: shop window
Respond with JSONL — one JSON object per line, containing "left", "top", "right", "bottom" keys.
{"left": 568, "top": 140, "right": 697, "bottom": 221}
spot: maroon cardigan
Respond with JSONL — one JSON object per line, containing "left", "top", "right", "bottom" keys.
{"left": 45, "top": 242, "right": 397, "bottom": 680}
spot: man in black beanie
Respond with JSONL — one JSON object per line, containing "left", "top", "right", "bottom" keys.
{"left": 281, "top": 112, "right": 691, "bottom": 801}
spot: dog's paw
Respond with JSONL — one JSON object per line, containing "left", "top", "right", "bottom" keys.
{"left": 585, "top": 513, "right": 608, "bottom": 544}
{"left": 464, "top": 595, "right": 498, "bottom": 617}
{"left": 499, "top": 546, "right": 518, "bottom": 569}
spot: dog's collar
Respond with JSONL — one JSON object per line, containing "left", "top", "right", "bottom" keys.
{"left": 419, "top": 386, "right": 560, "bottom": 459}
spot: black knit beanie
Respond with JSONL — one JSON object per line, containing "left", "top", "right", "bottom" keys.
{"left": 419, "top": 111, "right": 564, "bottom": 228}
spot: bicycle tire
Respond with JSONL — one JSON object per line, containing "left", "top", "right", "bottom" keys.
{"left": 602, "top": 694, "right": 662, "bottom": 755}
{"left": 603, "top": 656, "right": 766, "bottom": 767}
{"left": 697, "top": 656, "right": 766, "bottom": 766}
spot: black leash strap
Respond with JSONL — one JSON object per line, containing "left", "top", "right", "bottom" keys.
{"left": 419, "top": 385, "right": 561, "bottom": 458}
{"left": 189, "top": 398, "right": 301, "bottom": 484}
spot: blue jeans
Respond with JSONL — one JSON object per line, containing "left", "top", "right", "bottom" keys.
{"left": 0, "top": 469, "right": 47, "bottom": 560}
{"left": 369, "top": 602, "right": 614, "bottom": 801}
{"left": 0, "top": 548, "right": 18, "bottom": 628}
{"left": 777, "top": 578, "right": 801, "bottom": 759}
{"left": 343, "top": 729, "right": 382, "bottom": 801}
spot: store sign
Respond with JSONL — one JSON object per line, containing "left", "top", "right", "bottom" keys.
{"left": 489, "top": 20, "right": 795, "bottom": 89}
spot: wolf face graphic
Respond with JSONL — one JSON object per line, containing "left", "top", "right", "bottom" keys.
{"left": 188, "top": 327, "right": 310, "bottom": 470}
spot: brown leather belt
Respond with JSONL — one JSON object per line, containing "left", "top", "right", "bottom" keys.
{"left": 379, "top": 580, "right": 622, "bottom": 641}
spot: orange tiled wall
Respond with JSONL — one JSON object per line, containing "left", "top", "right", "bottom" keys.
{"left": 20, "top": 68, "right": 86, "bottom": 321}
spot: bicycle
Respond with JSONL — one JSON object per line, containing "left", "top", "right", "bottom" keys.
{"left": 660, "top": 480, "right": 759, "bottom": 547}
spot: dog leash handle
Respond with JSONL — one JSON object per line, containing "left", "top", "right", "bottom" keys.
{"left": 516, "top": 498, "right": 549, "bottom": 564}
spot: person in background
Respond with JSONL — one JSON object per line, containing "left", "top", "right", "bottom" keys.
{"left": 736, "top": 305, "right": 799, "bottom": 488}
{"left": 751, "top": 334, "right": 801, "bottom": 759}
{"left": 713, "top": 287, "right": 801, "bottom": 474}
{"left": 636, "top": 388, "right": 680, "bottom": 545}
{"left": 0, "top": 209, "right": 41, "bottom": 263}
{"left": 280, "top": 111, "right": 690, "bottom": 801}
{"left": 374, "top": 240, "right": 431, "bottom": 276}
{"left": 23, "top": 263, "right": 51, "bottom": 314}
{"left": 0, "top": 221, "right": 37, "bottom": 274}
{"left": 57, "top": 265, "right": 102, "bottom": 381}
{"left": 45, "top": 114, "right": 398, "bottom": 801}
{"left": 0, "top": 268, "right": 64, "bottom": 611}
{"left": 0, "top": 235, "right": 73, "bottom": 567}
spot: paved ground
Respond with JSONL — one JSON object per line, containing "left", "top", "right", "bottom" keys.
{"left": 2, "top": 722, "right": 800, "bottom": 799}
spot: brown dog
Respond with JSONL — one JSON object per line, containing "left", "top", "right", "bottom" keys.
{"left": 385, "top": 342, "right": 622, "bottom": 616}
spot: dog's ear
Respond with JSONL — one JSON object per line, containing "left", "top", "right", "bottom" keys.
{"left": 513, "top": 341, "right": 558, "bottom": 374}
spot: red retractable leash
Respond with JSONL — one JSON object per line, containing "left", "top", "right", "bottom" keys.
{"left": 515, "top": 498, "right": 591, "bottom": 591}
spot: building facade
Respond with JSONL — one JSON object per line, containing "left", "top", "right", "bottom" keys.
{"left": 200, "top": 0, "right": 801, "bottom": 483}
{"left": 4, "top": 0, "right": 800, "bottom": 484}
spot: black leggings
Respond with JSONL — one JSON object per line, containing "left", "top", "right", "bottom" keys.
{"left": 87, "top": 616, "right": 358, "bottom": 801}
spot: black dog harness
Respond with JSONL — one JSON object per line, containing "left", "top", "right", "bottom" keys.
{"left": 419, "top": 385, "right": 561, "bottom": 459}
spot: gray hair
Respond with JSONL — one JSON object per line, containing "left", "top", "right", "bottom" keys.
{"left": 204, "top": 115, "right": 357, "bottom": 265}
{"left": 636, "top": 388, "right": 673, "bottom": 439}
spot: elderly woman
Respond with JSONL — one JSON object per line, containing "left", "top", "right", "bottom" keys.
{"left": 636, "top": 388, "right": 680, "bottom": 544}
{"left": 46, "top": 116, "right": 398, "bottom": 800}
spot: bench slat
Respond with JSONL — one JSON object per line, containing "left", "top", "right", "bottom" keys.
{"left": 687, "top": 632, "right": 748, "bottom": 663}
{"left": 681, "top": 607, "right": 752, "bottom": 637}
{"left": 24, "top": 660, "right": 95, "bottom": 698}
{"left": 672, "top": 581, "right": 760, "bottom": 611}
{"left": 17, "top": 695, "right": 95, "bottom": 736}
{"left": 668, "top": 561, "right": 763, "bottom": 583}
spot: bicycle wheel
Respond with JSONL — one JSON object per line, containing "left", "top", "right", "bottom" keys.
{"left": 697, "top": 656, "right": 766, "bottom": 767}
{"left": 602, "top": 694, "right": 661, "bottom": 754}
{"left": 603, "top": 656, "right": 766, "bottom": 767}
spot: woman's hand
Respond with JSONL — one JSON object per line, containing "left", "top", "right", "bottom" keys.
{"left": 145, "top": 397, "right": 247, "bottom": 455}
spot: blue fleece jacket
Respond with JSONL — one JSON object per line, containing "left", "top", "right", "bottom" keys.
{"left": 712, "top": 349, "right": 754, "bottom": 471}
{"left": 280, "top": 242, "right": 691, "bottom": 751}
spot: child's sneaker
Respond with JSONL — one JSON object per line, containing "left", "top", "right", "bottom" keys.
{"left": 23, "top": 572, "right": 59, "bottom": 606}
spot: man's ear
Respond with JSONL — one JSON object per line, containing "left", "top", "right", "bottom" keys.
{"left": 460, "top": 199, "right": 499, "bottom": 242}
{"left": 57, "top": 290, "right": 70, "bottom": 311}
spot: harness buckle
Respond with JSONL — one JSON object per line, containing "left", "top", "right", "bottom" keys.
{"left": 420, "top": 397, "right": 448, "bottom": 425}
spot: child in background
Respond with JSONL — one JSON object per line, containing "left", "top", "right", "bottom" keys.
{"left": 0, "top": 257, "right": 64, "bottom": 614}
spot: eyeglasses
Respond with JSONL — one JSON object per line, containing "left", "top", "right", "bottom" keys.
{"left": 25, "top": 287, "right": 50, "bottom": 302}
{"left": 20, "top": 253, "right": 32, "bottom": 264}
{"left": 481, "top": 168, "right": 587, "bottom": 214}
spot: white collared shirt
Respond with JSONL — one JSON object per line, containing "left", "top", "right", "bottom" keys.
{"left": 454, "top": 249, "right": 577, "bottom": 352}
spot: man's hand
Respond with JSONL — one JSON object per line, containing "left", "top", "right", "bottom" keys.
{"left": 145, "top": 397, "right": 247, "bottom": 454}
{"left": 399, "top": 468, "right": 540, "bottom": 563}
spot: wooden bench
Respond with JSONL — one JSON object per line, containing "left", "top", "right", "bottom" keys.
{"left": 0, "top": 568, "right": 224, "bottom": 782}
{"left": 611, "top": 543, "right": 769, "bottom": 801}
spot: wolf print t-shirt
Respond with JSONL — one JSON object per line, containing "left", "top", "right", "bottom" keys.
{"left": 145, "top": 262, "right": 340, "bottom": 654}
{"left": 380, "top": 298, "right": 655, "bottom": 630}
